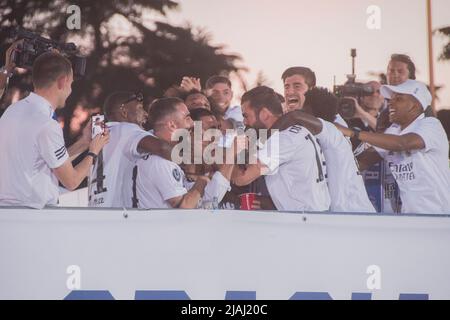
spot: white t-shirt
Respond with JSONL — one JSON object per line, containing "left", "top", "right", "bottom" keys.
{"left": 258, "top": 125, "right": 331, "bottom": 212}
{"left": 135, "top": 155, "right": 231, "bottom": 209}
{"left": 374, "top": 114, "right": 450, "bottom": 214}
{"left": 88, "top": 122, "right": 151, "bottom": 208}
{"left": 334, "top": 114, "right": 348, "bottom": 128}
{"left": 0, "top": 93, "right": 68, "bottom": 208}
{"left": 316, "top": 119, "right": 376, "bottom": 213}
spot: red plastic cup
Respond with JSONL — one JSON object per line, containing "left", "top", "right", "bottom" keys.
{"left": 240, "top": 193, "right": 256, "bottom": 210}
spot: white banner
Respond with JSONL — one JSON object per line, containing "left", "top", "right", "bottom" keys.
{"left": 0, "top": 208, "right": 449, "bottom": 300}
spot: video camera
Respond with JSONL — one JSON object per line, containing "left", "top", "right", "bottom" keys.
{"left": 9, "top": 27, "right": 86, "bottom": 77}
{"left": 333, "top": 49, "right": 374, "bottom": 119}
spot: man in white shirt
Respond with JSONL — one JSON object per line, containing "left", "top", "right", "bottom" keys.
{"left": 271, "top": 87, "right": 376, "bottom": 213}
{"left": 205, "top": 75, "right": 244, "bottom": 128}
{"left": 134, "top": 97, "right": 234, "bottom": 209}
{"left": 337, "top": 80, "right": 450, "bottom": 214}
{"left": 0, "top": 52, "right": 109, "bottom": 209}
{"left": 232, "top": 86, "right": 331, "bottom": 212}
{"left": 282, "top": 66, "right": 347, "bottom": 127}
{"left": 88, "top": 91, "right": 175, "bottom": 208}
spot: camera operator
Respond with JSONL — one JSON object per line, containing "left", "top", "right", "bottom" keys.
{"left": 347, "top": 81, "right": 384, "bottom": 130}
{"left": 0, "top": 52, "right": 110, "bottom": 209}
{"left": 345, "top": 81, "right": 385, "bottom": 150}
{"left": 0, "top": 40, "right": 23, "bottom": 111}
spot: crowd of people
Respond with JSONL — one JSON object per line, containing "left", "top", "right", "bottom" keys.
{"left": 0, "top": 43, "right": 449, "bottom": 214}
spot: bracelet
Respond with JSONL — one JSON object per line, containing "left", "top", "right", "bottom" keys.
{"left": 86, "top": 151, "right": 98, "bottom": 162}
{"left": 351, "top": 127, "right": 362, "bottom": 140}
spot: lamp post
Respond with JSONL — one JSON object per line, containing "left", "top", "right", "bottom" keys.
{"left": 427, "top": 0, "right": 436, "bottom": 115}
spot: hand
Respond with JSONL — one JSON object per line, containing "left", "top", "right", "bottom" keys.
{"left": 89, "top": 127, "right": 110, "bottom": 155}
{"left": 253, "top": 195, "right": 277, "bottom": 210}
{"left": 5, "top": 40, "right": 23, "bottom": 72}
{"left": 180, "top": 77, "right": 201, "bottom": 92}
{"left": 252, "top": 199, "right": 262, "bottom": 210}
{"left": 347, "top": 97, "right": 366, "bottom": 118}
{"left": 80, "top": 119, "right": 92, "bottom": 145}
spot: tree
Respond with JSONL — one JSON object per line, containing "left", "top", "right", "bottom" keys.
{"left": 0, "top": 0, "right": 244, "bottom": 143}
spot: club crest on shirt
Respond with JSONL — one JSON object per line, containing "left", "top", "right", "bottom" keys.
{"left": 172, "top": 168, "right": 181, "bottom": 182}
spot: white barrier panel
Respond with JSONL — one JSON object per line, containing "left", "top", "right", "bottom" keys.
{"left": 0, "top": 208, "right": 450, "bottom": 300}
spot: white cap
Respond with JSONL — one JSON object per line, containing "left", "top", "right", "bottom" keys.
{"left": 380, "top": 79, "right": 432, "bottom": 110}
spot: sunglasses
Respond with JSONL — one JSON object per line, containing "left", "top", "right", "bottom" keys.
{"left": 120, "top": 93, "right": 144, "bottom": 108}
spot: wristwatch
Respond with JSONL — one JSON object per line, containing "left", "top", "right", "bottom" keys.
{"left": 351, "top": 127, "right": 362, "bottom": 140}
{"left": 86, "top": 152, "right": 98, "bottom": 162}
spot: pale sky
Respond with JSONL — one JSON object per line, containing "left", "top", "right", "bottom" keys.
{"left": 166, "top": 0, "right": 450, "bottom": 110}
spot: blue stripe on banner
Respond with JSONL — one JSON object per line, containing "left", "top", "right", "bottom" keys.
{"left": 399, "top": 293, "right": 429, "bottom": 300}
{"left": 64, "top": 290, "right": 115, "bottom": 300}
{"left": 135, "top": 290, "right": 191, "bottom": 300}
{"left": 225, "top": 291, "right": 257, "bottom": 300}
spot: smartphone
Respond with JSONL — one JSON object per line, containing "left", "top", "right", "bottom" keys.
{"left": 91, "top": 114, "right": 105, "bottom": 138}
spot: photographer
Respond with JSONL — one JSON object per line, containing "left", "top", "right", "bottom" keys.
{"left": 0, "top": 52, "right": 109, "bottom": 209}
{"left": 347, "top": 81, "right": 384, "bottom": 131}
{"left": 344, "top": 81, "right": 385, "bottom": 150}
{"left": 0, "top": 40, "right": 22, "bottom": 110}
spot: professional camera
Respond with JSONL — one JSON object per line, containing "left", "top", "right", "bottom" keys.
{"left": 333, "top": 49, "right": 374, "bottom": 119}
{"left": 9, "top": 27, "right": 86, "bottom": 77}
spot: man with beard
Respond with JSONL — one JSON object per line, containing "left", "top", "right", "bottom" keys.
{"left": 271, "top": 87, "right": 376, "bottom": 213}
{"left": 232, "top": 86, "right": 330, "bottom": 212}
{"left": 134, "top": 98, "right": 234, "bottom": 209}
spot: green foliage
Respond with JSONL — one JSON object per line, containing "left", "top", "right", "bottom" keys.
{"left": 0, "top": 0, "right": 244, "bottom": 139}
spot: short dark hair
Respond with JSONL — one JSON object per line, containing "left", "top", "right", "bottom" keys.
{"left": 181, "top": 89, "right": 206, "bottom": 101}
{"left": 205, "top": 75, "right": 231, "bottom": 89}
{"left": 32, "top": 52, "right": 72, "bottom": 89}
{"left": 281, "top": 67, "right": 316, "bottom": 88}
{"left": 190, "top": 108, "right": 215, "bottom": 121}
{"left": 276, "top": 92, "right": 285, "bottom": 103}
{"left": 147, "top": 97, "right": 184, "bottom": 128}
{"left": 390, "top": 54, "right": 416, "bottom": 80}
{"left": 241, "top": 86, "right": 283, "bottom": 116}
{"left": 103, "top": 91, "right": 135, "bottom": 121}
{"left": 303, "top": 87, "right": 338, "bottom": 122}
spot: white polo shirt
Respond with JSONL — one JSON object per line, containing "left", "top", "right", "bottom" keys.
{"left": 135, "top": 154, "right": 231, "bottom": 209}
{"left": 0, "top": 92, "right": 68, "bottom": 209}
{"left": 374, "top": 114, "right": 450, "bottom": 214}
{"left": 316, "top": 119, "right": 376, "bottom": 213}
{"left": 258, "top": 125, "right": 331, "bottom": 212}
{"left": 88, "top": 122, "right": 151, "bottom": 208}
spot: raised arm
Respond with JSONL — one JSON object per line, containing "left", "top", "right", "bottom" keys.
{"left": 335, "top": 123, "right": 425, "bottom": 152}
{"left": 270, "top": 110, "right": 323, "bottom": 135}
{"left": 137, "top": 135, "right": 175, "bottom": 161}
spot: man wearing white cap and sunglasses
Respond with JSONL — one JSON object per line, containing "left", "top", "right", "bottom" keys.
{"left": 336, "top": 80, "right": 450, "bottom": 214}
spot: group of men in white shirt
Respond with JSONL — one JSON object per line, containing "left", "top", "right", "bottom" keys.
{"left": 1, "top": 51, "right": 449, "bottom": 214}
